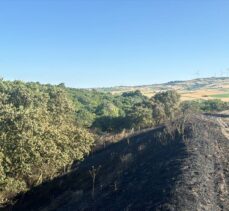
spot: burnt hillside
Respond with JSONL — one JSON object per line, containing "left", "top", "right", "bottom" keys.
{"left": 7, "top": 115, "right": 229, "bottom": 211}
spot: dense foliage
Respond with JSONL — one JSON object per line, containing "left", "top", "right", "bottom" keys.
{"left": 0, "top": 80, "right": 94, "bottom": 204}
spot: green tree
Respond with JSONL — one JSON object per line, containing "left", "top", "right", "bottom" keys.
{"left": 152, "top": 90, "right": 180, "bottom": 123}
{"left": 96, "top": 102, "right": 120, "bottom": 117}
{"left": 126, "top": 105, "right": 154, "bottom": 129}
{"left": 76, "top": 109, "right": 96, "bottom": 127}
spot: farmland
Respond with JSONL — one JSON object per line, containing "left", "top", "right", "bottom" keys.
{"left": 97, "top": 77, "right": 229, "bottom": 102}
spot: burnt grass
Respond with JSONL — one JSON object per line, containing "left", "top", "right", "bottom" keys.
{"left": 5, "top": 115, "right": 229, "bottom": 211}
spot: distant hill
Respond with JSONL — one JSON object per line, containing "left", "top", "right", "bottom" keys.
{"left": 96, "top": 77, "right": 229, "bottom": 101}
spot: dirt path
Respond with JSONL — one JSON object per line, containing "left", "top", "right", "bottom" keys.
{"left": 217, "top": 117, "right": 229, "bottom": 139}
{"left": 213, "top": 115, "right": 229, "bottom": 210}
{"left": 213, "top": 130, "right": 229, "bottom": 209}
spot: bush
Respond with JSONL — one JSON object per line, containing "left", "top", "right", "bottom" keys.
{"left": 180, "top": 99, "right": 229, "bottom": 113}
{"left": 152, "top": 90, "right": 181, "bottom": 123}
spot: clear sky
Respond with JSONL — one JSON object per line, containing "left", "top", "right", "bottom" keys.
{"left": 0, "top": 0, "right": 229, "bottom": 88}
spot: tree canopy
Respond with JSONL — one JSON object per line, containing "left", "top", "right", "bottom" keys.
{"left": 0, "top": 80, "right": 94, "bottom": 203}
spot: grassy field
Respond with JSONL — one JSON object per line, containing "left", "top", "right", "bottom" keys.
{"left": 180, "top": 90, "right": 229, "bottom": 102}
{"left": 209, "top": 93, "right": 229, "bottom": 99}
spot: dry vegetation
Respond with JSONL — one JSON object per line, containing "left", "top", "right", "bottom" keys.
{"left": 98, "top": 77, "right": 229, "bottom": 102}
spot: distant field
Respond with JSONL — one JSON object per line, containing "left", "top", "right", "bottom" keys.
{"left": 180, "top": 90, "right": 229, "bottom": 102}
{"left": 209, "top": 93, "right": 229, "bottom": 98}
{"left": 111, "top": 89, "right": 229, "bottom": 102}
{"left": 141, "top": 89, "right": 229, "bottom": 102}
{"left": 98, "top": 77, "right": 229, "bottom": 102}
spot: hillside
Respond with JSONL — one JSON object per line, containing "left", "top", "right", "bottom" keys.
{"left": 8, "top": 114, "right": 229, "bottom": 211}
{"left": 97, "top": 77, "right": 229, "bottom": 102}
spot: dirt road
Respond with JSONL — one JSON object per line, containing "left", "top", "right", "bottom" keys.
{"left": 210, "top": 113, "right": 229, "bottom": 210}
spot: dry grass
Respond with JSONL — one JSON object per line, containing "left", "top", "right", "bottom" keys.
{"left": 132, "top": 89, "right": 229, "bottom": 102}
{"left": 112, "top": 88, "right": 229, "bottom": 102}
{"left": 108, "top": 77, "right": 229, "bottom": 102}
{"left": 180, "top": 89, "right": 229, "bottom": 102}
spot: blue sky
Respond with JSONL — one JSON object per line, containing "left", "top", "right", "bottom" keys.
{"left": 0, "top": 0, "right": 229, "bottom": 88}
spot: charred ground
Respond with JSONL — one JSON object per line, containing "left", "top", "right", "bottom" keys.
{"left": 6, "top": 114, "right": 229, "bottom": 211}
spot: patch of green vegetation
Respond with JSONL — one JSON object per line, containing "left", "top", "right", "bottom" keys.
{"left": 181, "top": 99, "right": 229, "bottom": 112}
{"left": 210, "top": 93, "right": 229, "bottom": 98}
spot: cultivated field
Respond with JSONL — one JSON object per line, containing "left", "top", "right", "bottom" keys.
{"left": 97, "top": 77, "right": 229, "bottom": 102}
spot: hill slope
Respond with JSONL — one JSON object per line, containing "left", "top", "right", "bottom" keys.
{"left": 8, "top": 114, "right": 229, "bottom": 211}
{"left": 97, "top": 77, "right": 229, "bottom": 101}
